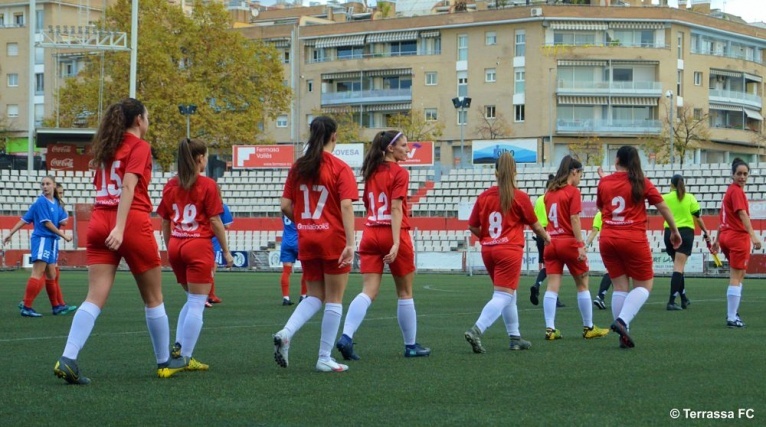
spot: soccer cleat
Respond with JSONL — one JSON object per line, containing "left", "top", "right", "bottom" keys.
{"left": 610, "top": 318, "right": 635, "bottom": 348}
{"left": 20, "top": 306, "right": 42, "bottom": 317}
{"left": 282, "top": 298, "right": 294, "bottom": 306}
{"left": 666, "top": 303, "right": 682, "bottom": 311}
{"left": 556, "top": 299, "right": 566, "bottom": 308}
{"left": 545, "top": 328, "right": 562, "bottom": 340}
{"left": 593, "top": 297, "right": 606, "bottom": 310}
{"left": 208, "top": 295, "right": 222, "bottom": 304}
{"left": 582, "top": 325, "right": 609, "bottom": 339}
{"left": 315, "top": 357, "right": 349, "bottom": 372}
{"left": 273, "top": 330, "right": 290, "bottom": 368}
{"left": 529, "top": 285, "right": 540, "bottom": 306}
{"left": 464, "top": 326, "right": 486, "bottom": 353}
{"left": 204, "top": 301, "right": 212, "bottom": 308}
{"left": 727, "top": 318, "right": 746, "bottom": 328}
{"left": 52, "top": 305, "right": 77, "bottom": 316}
{"left": 157, "top": 357, "right": 188, "bottom": 378}
{"left": 509, "top": 336, "right": 532, "bottom": 351}
{"left": 681, "top": 297, "right": 691, "bottom": 309}
{"left": 171, "top": 342, "right": 182, "bottom": 359}
{"left": 185, "top": 357, "right": 209, "bottom": 371}
{"left": 335, "top": 334, "right": 360, "bottom": 361}
{"left": 403, "top": 343, "right": 431, "bottom": 358}
{"left": 17, "top": 301, "right": 23, "bottom": 310}
{"left": 299, "top": 295, "right": 307, "bottom": 303}
{"left": 54, "top": 356, "right": 91, "bottom": 385}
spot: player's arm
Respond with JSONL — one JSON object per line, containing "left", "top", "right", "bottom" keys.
{"left": 280, "top": 197, "right": 294, "bottom": 223}
{"left": 161, "top": 219, "right": 171, "bottom": 249}
{"left": 585, "top": 227, "right": 599, "bottom": 247}
{"left": 106, "top": 172, "right": 138, "bottom": 251}
{"left": 2, "top": 219, "right": 28, "bottom": 245}
{"left": 737, "top": 209, "right": 762, "bottom": 249}
{"left": 468, "top": 224, "right": 481, "bottom": 238}
{"left": 338, "top": 198, "right": 356, "bottom": 267}
{"left": 531, "top": 221, "right": 550, "bottom": 245}
{"left": 43, "top": 220, "right": 71, "bottom": 241}
{"left": 692, "top": 211, "right": 710, "bottom": 241}
{"left": 211, "top": 215, "right": 233, "bottom": 267}
{"left": 655, "top": 201, "right": 682, "bottom": 249}
{"left": 383, "top": 198, "right": 403, "bottom": 264}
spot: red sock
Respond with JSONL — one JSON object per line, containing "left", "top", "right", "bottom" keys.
{"left": 55, "top": 267, "right": 65, "bottom": 306}
{"left": 45, "top": 279, "right": 58, "bottom": 307}
{"left": 280, "top": 265, "right": 292, "bottom": 298}
{"left": 23, "top": 277, "right": 46, "bottom": 308}
{"left": 300, "top": 273, "right": 307, "bottom": 296}
{"left": 209, "top": 280, "right": 217, "bottom": 298}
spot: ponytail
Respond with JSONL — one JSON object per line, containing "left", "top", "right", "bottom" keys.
{"left": 361, "top": 130, "right": 401, "bottom": 182}
{"left": 177, "top": 138, "right": 207, "bottom": 190}
{"left": 495, "top": 151, "right": 517, "bottom": 213}
{"left": 548, "top": 155, "right": 582, "bottom": 191}
{"left": 91, "top": 98, "right": 146, "bottom": 166}
{"left": 293, "top": 116, "right": 337, "bottom": 184}
{"left": 671, "top": 174, "right": 685, "bottom": 201}
{"left": 616, "top": 146, "right": 645, "bottom": 203}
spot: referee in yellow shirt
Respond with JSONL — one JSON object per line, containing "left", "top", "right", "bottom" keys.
{"left": 662, "top": 174, "right": 711, "bottom": 310}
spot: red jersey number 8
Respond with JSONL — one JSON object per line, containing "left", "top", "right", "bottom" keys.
{"left": 95, "top": 161, "right": 123, "bottom": 197}
{"left": 172, "top": 203, "right": 199, "bottom": 232}
{"left": 488, "top": 211, "right": 502, "bottom": 239}
{"left": 300, "top": 184, "right": 328, "bottom": 220}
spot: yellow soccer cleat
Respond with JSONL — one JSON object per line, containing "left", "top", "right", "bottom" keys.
{"left": 583, "top": 325, "right": 610, "bottom": 339}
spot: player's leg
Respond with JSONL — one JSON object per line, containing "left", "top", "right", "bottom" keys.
{"left": 317, "top": 264, "right": 350, "bottom": 372}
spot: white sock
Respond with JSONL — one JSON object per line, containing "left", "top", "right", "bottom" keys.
{"left": 319, "top": 303, "right": 342, "bottom": 360}
{"left": 500, "top": 293, "right": 520, "bottom": 337}
{"left": 578, "top": 290, "right": 593, "bottom": 328}
{"left": 145, "top": 303, "right": 171, "bottom": 364}
{"left": 62, "top": 301, "right": 101, "bottom": 360}
{"left": 543, "top": 291, "right": 558, "bottom": 329}
{"left": 397, "top": 298, "right": 417, "bottom": 346}
{"left": 175, "top": 291, "right": 190, "bottom": 345}
{"left": 283, "top": 295, "right": 322, "bottom": 338}
{"left": 342, "top": 293, "right": 372, "bottom": 339}
{"left": 611, "top": 291, "right": 628, "bottom": 321}
{"left": 726, "top": 285, "right": 742, "bottom": 322}
{"left": 617, "top": 287, "right": 650, "bottom": 327}
{"left": 180, "top": 294, "right": 207, "bottom": 358}
{"left": 475, "top": 291, "right": 513, "bottom": 333}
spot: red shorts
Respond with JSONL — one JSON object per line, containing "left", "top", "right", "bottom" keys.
{"left": 87, "top": 209, "right": 160, "bottom": 274}
{"left": 544, "top": 237, "right": 589, "bottom": 276}
{"left": 301, "top": 258, "right": 351, "bottom": 281}
{"left": 168, "top": 238, "right": 215, "bottom": 285}
{"left": 719, "top": 231, "right": 751, "bottom": 270}
{"left": 358, "top": 227, "right": 415, "bottom": 277}
{"left": 481, "top": 245, "right": 523, "bottom": 290}
{"left": 599, "top": 236, "right": 653, "bottom": 281}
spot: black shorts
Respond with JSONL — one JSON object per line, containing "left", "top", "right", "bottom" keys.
{"left": 665, "top": 227, "right": 694, "bottom": 259}
{"left": 535, "top": 236, "right": 545, "bottom": 262}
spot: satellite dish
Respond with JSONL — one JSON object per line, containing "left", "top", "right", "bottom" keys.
{"left": 251, "top": 8, "right": 260, "bottom": 18}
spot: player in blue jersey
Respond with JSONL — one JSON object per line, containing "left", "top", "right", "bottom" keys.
{"left": 207, "top": 199, "right": 232, "bottom": 306}
{"left": 3, "top": 176, "right": 74, "bottom": 317}
{"left": 280, "top": 214, "right": 307, "bottom": 305}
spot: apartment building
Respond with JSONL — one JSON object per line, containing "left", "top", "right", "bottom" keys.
{"left": 236, "top": 0, "right": 766, "bottom": 167}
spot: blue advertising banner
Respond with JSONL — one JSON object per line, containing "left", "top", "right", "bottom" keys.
{"left": 216, "top": 250, "right": 249, "bottom": 268}
{"left": 472, "top": 139, "right": 538, "bottom": 164}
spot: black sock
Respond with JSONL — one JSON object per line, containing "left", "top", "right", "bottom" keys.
{"left": 598, "top": 274, "right": 611, "bottom": 299}
{"left": 534, "top": 268, "right": 547, "bottom": 287}
{"left": 680, "top": 275, "right": 688, "bottom": 301}
{"left": 669, "top": 272, "right": 683, "bottom": 303}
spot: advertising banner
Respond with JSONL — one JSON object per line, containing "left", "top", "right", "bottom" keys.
{"left": 232, "top": 145, "right": 294, "bottom": 169}
{"left": 332, "top": 143, "right": 364, "bottom": 168}
{"left": 401, "top": 141, "right": 434, "bottom": 166}
{"left": 47, "top": 144, "right": 91, "bottom": 171}
{"left": 216, "top": 250, "right": 249, "bottom": 268}
{"left": 472, "top": 139, "right": 538, "bottom": 164}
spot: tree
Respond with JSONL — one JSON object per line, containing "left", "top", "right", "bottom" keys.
{"left": 388, "top": 109, "right": 444, "bottom": 142}
{"left": 310, "top": 107, "right": 365, "bottom": 145}
{"left": 473, "top": 107, "right": 512, "bottom": 140}
{"left": 54, "top": 0, "right": 290, "bottom": 170}
{"left": 567, "top": 136, "right": 604, "bottom": 166}
{"left": 643, "top": 104, "right": 711, "bottom": 165}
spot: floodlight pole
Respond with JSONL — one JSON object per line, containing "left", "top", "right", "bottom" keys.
{"left": 129, "top": 0, "right": 138, "bottom": 98}
{"left": 667, "top": 90, "right": 674, "bottom": 165}
{"left": 27, "top": 0, "right": 36, "bottom": 171}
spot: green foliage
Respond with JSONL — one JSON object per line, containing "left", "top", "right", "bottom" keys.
{"left": 388, "top": 109, "right": 444, "bottom": 142}
{"left": 310, "top": 107, "right": 365, "bottom": 144}
{"left": 54, "top": 0, "right": 290, "bottom": 170}
{"left": 473, "top": 107, "right": 512, "bottom": 140}
{"left": 568, "top": 136, "right": 604, "bottom": 166}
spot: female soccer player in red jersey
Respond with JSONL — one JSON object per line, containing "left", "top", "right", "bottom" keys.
{"left": 273, "top": 116, "right": 358, "bottom": 372}
{"left": 464, "top": 152, "right": 550, "bottom": 353}
{"left": 54, "top": 98, "right": 185, "bottom": 385}
{"left": 542, "top": 155, "right": 609, "bottom": 341}
{"left": 712, "top": 158, "right": 762, "bottom": 328}
{"left": 596, "top": 146, "right": 681, "bottom": 349}
{"left": 335, "top": 130, "right": 430, "bottom": 361}
{"left": 158, "top": 138, "right": 233, "bottom": 371}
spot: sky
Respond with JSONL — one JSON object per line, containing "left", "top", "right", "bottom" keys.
{"left": 665, "top": 0, "right": 766, "bottom": 24}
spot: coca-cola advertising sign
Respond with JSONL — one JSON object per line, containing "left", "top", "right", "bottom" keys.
{"left": 47, "top": 144, "right": 92, "bottom": 171}
{"left": 50, "top": 158, "right": 75, "bottom": 169}
{"left": 50, "top": 145, "right": 73, "bottom": 153}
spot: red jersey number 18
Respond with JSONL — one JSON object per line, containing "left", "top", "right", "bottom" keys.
{"left": 172, "top": 203, "right": 199, "bottom": 232}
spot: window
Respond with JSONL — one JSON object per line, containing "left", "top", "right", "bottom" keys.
{"left": 457, "top": 109, "right": 467, "bottom": 126}
{"left": 677, "top": 32, "right": 683, "bottom": 59}
{"left": 422, "top": 37, "right": 441, "bottom": 55}
{"left": 514, "top": 104, "right": 525, "bottom": 122}
{"left": 307, "top": 80, "right": 313, "bottom": 92}
{"left": 457, "top": 71, "right": 468, "bottom": 97}
{"left": 553, "top": 32, "right": 596, "bottom": 46}
{"left": 514, "top": 69, "right": 525, "bottom": 94}
{"left": 390, "top": 41, "right": 417, "bottom": 56}
{"left": 485, "top": 68, "right": 496, "bottom": 83}
{"left": 312, "top": 48, "right": 326, "bottom": 63}
{"left": 14, "top": 13, "right": 23, "bottom": 27}
{"left": 283, "top": 51, "right": 290, "bottom": 64}
{"left": 612, "top": 68, "right": 633, "bottom": 82}
{"left": 425, "top": 108, "right": 438, "bottom": 121}
{"left": 62, "top": 62, "right": 75, "bottom": 77}
{"left": 693, "top": 108, "right": 702, "bottom": 120}
{"left": 337, "top": 46, "right": 363, "bottom": 60}
{"left": 425, "top": 72, "right": 437, "bottom": 86}
{"left": 694, "top": 71, "right": 702, "bottom": 86}
{"left": 383, "top": 76, "right": 412, "bottom": 90}
{"left": 276, "top": 115, "right": 288, "bottom": 127}
{"left": 485, "top": 105, "right": 496, "bottom": 119}
{"left": 485, "top": 31, "right": 497, "bottom": 46}
{"left": 457, "top": 34, "right": 468, "bottom": 61}
{"left": 36, "top": 10, "right": 44, "bottom": 31}
{"left": 0, "top": 15, "right": 4, "bottom": 27}
{"left": 677, "top": 70, "right": 683, "bottom": 97}
{"left": 306, "top": 114, "right": 314, "bottom": 127}
{"left": 7, "top": 43, "right": 18, "bottom": 56}
{"left": 7, "top": 73, "right": 18, "bottom": 87}
{"left": 7, "top": 104, "right": 19, "bottom": 118}
{"left": 515, "top": 31, "right": 526, "bottom": 57}
{"left": 35, "top": 47, "right": 44, "bottom": 64}
{"left": 35, "top": 73, "right": 44, "bottom": 94}
{"left": 34, "top": 104, "right": 44, "bottom": 126}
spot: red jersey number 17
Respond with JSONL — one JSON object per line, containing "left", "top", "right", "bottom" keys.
{"left": 300, "top": 184, "right": 328, "bottom": 220}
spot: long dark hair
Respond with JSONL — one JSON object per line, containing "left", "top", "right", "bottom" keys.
{"left": 731, "top": 157, "right": 750, "bottom": 175}
{"left": 361, "top": 130, "right": 401, "bottom": 182}
{"left": 91, "top": 98, "right": 146, "bottom": 166}
{"left": 670, "top": 174, "right": 685, "bottom": 201}
{"left": 495, "top": 151, "right": 517, "bottom": 213}
{"left": 293, "top": 116, "right": 337, "bottom": 184}
{"left": 548, "top": 155, "right": 582, "bottom": 191}
{"left": 616, "top": 146, "right": 645, "bottom": 204}
{"left": 177, "top": 138, "right": 207, "bottom": 190}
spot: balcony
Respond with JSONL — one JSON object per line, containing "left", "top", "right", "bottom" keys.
{"left": 709, "top": 89, "right": 762, "bottom": 110}
{"left": 691, "top": 48, "right": 762, "bottom": 65}
{"left": 557, "top": 80, "right": 663, "bottom": 96}
{"left": 321, "top": 88, "right": 412, "bottom": 106}
{"left": 557, "top": 118, "right": 662, "bottom": 135}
